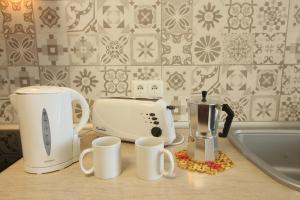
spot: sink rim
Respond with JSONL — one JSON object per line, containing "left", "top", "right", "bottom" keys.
{"left": 228, "top": 122, "right": 300, "bottom": 191}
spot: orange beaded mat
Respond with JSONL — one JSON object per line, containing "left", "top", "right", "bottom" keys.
{"left": 175, "top": 150, "right": 234, "bottom": 175}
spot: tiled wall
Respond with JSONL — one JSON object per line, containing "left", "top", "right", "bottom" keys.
{"left": 0, "top": 0, "right": 300, "bottom": 123}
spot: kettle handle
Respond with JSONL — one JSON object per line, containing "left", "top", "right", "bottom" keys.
{"left": 63, "top": 87, "right": 90, "bottom": 133}
{"left": 219, "top": 104, "right": 234, "bottom": 138}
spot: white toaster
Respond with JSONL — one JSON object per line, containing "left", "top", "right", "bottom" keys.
{"left": 92, "top": 98, "right": 176, "bottom": 144}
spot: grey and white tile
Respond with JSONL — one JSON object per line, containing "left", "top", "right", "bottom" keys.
{"left": 129, "top": 0, "right": 161, "bottom": 34}
{"left": 37, "top": 33, "right": 69, "bottom": 66}
{"left": 162, "top": 0, "right": 193, "bottom": 34}
{"left": 130, "top": 33, "right": 161, "bottom": 65}
{"left": 5, "top": 34, "right": 38, "bottom": 66}
{"left": 224, "top": 0, "right": 257, "bottom": 33}
{"left": 0, "top": 34, "right": 7, "bottom": 66}
{"left": 191, "top": 65, "right": 220, "bottom": 94}
{"left": 68, "top": 33, "right": 100, "bottom": 65}
{"left": 222, "top": 95, "right": 251, "bottom": 122}
{"left": 33, "top": 0, "right": 68, "bottom": 33}
{"left": 254, "top": 33, "right": 285, "bottom": 64}
{"left": 98, "top": 66, "right": 132, "bottom": 97}
{"left": 161, "top": 32, "right": 192, "bottom": 65}
{"left": 66, "top": 0, "right": 97, "bottom": 33}
{"left": 250, "top": 95, "right": 279, "bottom": 121}
{"left": 252, "top": 65, "right": 282, "bottom": 95}
{"left": 219, "top": 65, "right": 254, "bottom": 96}
{"left": 0, "top": 67, "right": 10, "bottom": 97}
{"left": 223, "top": 33, "right": 254, "bottom": 64}
{"left": 40, "top": 66, "right": 70, "bottom": 87}
{"left": 254, "top": 0, "right": 288, "bottom": 34}
{"left": 8, "top": 66, "right": 40, "bottom": 92}
{"left": 279, "top": 95, "right": 300, "bottom": 121}
{"left": 0, "top": 0, "right": 35, "bottom": 36}
{"left": 281, "top": 65, "right": 300, "bottom": 95}
{"left": 70, "top": 66, "right": 101, "bottom": 99}
{"left": 162, "top": 66, "right": 192, "bottom": 96}
{"left": 0, "top": 98, "right": 15, "bottom": 123}
{"left": 284, "top": 32, "right": 300, "bottom": 64}
{"left": 99, "top": 34, "right": 130, "bottom": 65}
{"left": 131, "top": 66, "right": 161, "bottom": 80}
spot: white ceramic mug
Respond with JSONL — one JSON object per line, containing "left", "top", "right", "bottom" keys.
{"left": 79, "top": 136, "right": 121, "bottom": 179}
{"left": 135, "top": 137, "right": 175, "bottom": 180}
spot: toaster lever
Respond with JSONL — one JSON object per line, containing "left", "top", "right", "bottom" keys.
{"left": 166, "top": 105, "right": 176, "bottom": 110}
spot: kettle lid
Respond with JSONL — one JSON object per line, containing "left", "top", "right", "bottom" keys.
{"left": 14, "top": 86, "right": 67, "bottom": 94}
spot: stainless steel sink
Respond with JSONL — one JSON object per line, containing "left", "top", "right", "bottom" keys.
{"left": 228, "top": 122, "right": 300, "bottom": 191}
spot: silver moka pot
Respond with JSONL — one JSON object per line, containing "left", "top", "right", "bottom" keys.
{"left": 187, "top": 91, "right": 234, "bottom": 162}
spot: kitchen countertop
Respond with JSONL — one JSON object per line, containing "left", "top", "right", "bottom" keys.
{"left": 0, "top": 129, "right": 299, "bottom": 200}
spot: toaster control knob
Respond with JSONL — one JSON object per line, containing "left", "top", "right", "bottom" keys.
{"left": 166, "top": 105, "right": 175, "bottom": 110}
{"left": 151, "top": 127, "right": 162, "bottom": 137}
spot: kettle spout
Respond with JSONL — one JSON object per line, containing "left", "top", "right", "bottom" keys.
{"left": 9, "top": 93, "right": 17, "bottom": 110}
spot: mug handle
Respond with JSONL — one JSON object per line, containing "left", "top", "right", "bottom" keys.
{"left": 79, "top": 148, "right": 94, "bottom": 175}
{"left": 160, "top": 149, "right": 175, "bottom": 177}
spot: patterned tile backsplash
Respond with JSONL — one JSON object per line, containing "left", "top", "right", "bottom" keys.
{"left": 0, "top": 0, "right": 300, "bottom": 123}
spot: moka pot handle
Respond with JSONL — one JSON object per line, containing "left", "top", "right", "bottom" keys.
{"left": 219, "top": 104, "right": 234, "bottom": 138}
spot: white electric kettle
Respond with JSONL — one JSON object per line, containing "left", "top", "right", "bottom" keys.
{"left": 10, "top": 86, "right": 90, "bottom": 174}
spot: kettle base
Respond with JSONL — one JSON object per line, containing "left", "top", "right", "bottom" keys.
{"left": 24, "top": 159, "right": 77, "bottom": 174}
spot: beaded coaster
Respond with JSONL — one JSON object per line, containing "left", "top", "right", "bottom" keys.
{"left": 175, "top": 150, "right": 234, "bottom": 175}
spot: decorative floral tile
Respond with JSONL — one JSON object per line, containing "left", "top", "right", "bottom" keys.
{"left": 224, "top": 0, "right": 256, "bottom": 33}
{"left": 5, "top": 34, "right": 37, "bottom": 66}
{"left": 219, "top": 65, "right": 254, "bottom": 96}
{"left": 254, "top": 33, "right": 285, "bottom": 64}
{"left": 70, "top": 66, "right": 101, "bottom": 99}
{"left": 0, "top": 0, "right": 35, "bottom": 36}
{"left": 8, "top": 66, "right": 40, "bottom": 92}
{"left": 132, "top": 66, "right": 161, "bottom": 80}
{"left": 162, "top": 66, "right": 192, "bottom": 95}
{"left": 285, "top": 32, "right": 300, "bottom": 64}
{"left": 0, "top": 98, "right": 15, "bottom": 123}
{"left": 37, "top": 33, "right": 69, "bottom": 65}
{"left": 193, "top": 0, "right": 226, "bottom": 33}
{"left": 287, "top": 0, "right": 300, "bottom": 33}
{"left": 66, "top": 0, "right": 97, "bottom": 33}
{"left": 131, "top": 33, "right": 160, "bottom": 65}
{"left": 40, "top": 66, "right": 70, "bottom": 87}
{"left": 129, "top": 0, "right": 161, "bottom": 34}
{"left": 281, "top": 65, "right": 300, "bottom": 95}
{"left": 98, "top": 66, "right": 132, "bottom": 97}
{"left": 0, "top": 34, "right": 7, "bottom": 65}
{"left": 0, "top": 67, "right": 10, "bottom": 97}
{"left": 252, "top": 65, "right": 282, "bottom": 95}
{"left": 250, "top": 95, "right": 279, "bottom": 121}
{"left": 223, "top": 33, "right": 254, "bottom": 64}
{"left": 191, "top": 65, "right": 220, "bottom": 94}
{"left": 97, "top": 0, "right": 129, "bottom": 34}
{"left": 99, "top": 34, "right": 130, "bottom": 65}
{"left": 164, "top": 95, "right": 188, "bottom": 122}
{"left": 68, "top": 33, "right": 99, "bottom": 65}
{"left": 33, "top": 0, "right": 68, "bottom": 33}
{"left": 222, "top": 95, "right": 250, "bottom": 122}
{"left": 254, "top": 0, "right": 288, "bottom": 33}
{"left": 162, "top": 0, "right": 193, "bottom": 34}
{"left": 193, "top": 34, "right": 222, "bottom": 64}
{"left": 279, "top": 95, "right": 300, "bottom": 121}
{"left": 161, "top": 32, "right": 192, "bottom": 65}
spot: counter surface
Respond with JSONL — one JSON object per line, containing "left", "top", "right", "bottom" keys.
{"left": 0, "top": 129, "right": 299, "bottom": 200}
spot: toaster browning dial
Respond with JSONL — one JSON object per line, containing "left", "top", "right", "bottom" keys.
{"left": 142, "top": 113, "right": 161, "bottom": 137}
{"left": 151, "top": 127, "right": 162, "bottom": 137}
